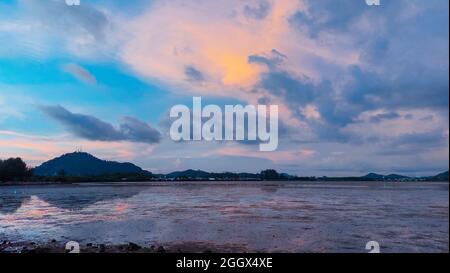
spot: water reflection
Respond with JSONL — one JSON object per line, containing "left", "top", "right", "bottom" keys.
{"left": 259, "top": 185, "right": 281, "bottom": 193}
{"left": 0, "top": 192, "right": 31, "bottom": 214}
{"left": 0, "top": 182, "right": 448, "bottom": 252}
{"left": 0, "top": 185, "right": 143, "bottom": 213}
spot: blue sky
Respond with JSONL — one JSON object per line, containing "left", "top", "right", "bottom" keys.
{"left": 0, "top": 0, "right": 448, "bottom": 176}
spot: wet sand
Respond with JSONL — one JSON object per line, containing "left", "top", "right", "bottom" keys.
{"left": 1, "top": 181, "right": 448, "bottom": 253}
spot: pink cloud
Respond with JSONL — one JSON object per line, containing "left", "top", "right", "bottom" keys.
{"left": 120, "top": 0, "right": 359, "bottom": 128}
{"left": 206, "top": 144, "right": 315, "bottom": 163}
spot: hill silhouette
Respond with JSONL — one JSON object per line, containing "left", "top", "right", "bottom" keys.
{"left": 432, "top": 171, "right": 449, "bottom": 181}
{"left": 362, "top": 173, "right": 410, "bottom": 181}
{"left": 33, "top": 152, "right": 146, "bottom": 176}
{"left": 2, "top": 152, "right": 447, "bottom": 182}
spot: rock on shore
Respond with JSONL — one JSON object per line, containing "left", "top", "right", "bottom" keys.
{"left": 0, "top": 240, "right": 248, "bottom": 253}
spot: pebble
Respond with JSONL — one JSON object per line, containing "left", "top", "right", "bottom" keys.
{"left": 127, "top": 242, "right": 141, "bottom": 251}
{"left": 157, "top": 246, "right": 166, "bottom": 253}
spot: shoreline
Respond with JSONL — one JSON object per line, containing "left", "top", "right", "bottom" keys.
{"left": 0, "top": 180, "right": 448, "bottom": 187}
{"left": 0, "top": 240, "right": 249, "bottom": 253}
{"left": 2, "top": 239, "right": 448, "bottom": 253}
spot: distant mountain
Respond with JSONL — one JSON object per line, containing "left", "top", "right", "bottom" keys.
{"left": 361, "top": 171, "right": 450, "bottom": 182}
{"left": 166, "top": 169, "right": 211, "bottom": 179}
{"left": 361, "top": 173, "right": 410, "bottom": 181}
{"left": 429, "top": 171, "right": 449, "bottom": 182}
{"left": 385, "top": 174, "right": 410, "bottom": 180}
{"left": 361, "top": 173, "right": 385, "bottom": 180}
{"left": 33, "top": 152, "right": 147, "bottom": 176}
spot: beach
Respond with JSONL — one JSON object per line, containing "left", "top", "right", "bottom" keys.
{"left": 1, "top": 181, "right": 448, "bottom": 253}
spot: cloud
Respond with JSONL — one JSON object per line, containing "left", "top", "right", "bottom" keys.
{"left": 117, "top": 0, "right": 448, "bottom": 175}
{"left": 290, "top": 0, "right": 372, "bottom": 38}
{"left": 368, "top": 112, "right": 401, "bottom": 124}
{"left": 376, "top": 129, "right": 449, "bottom": 156}
{"left": 119, "top": 116, "right": 162, "bottom": 144}
{"left": 1, "top": 0, "right": 448, "bottom": 175}
{"left": 184, "top": 66, "right": 205, "bottom": 82}
{"left": 40, "top": 105, "right": 161, "bottom": 144}
{"left": 0, "top": 0, "right": 115, "bottom": 59}
{"left": 119, "top": 0, "right": 446, "bottom": 142}
{"left": 0, "top": 95, "right": 25, "bottom": 122}
{"left": 120, "top": 0, "right": 337, "bottom": 98}
{"left": 248, "top": 49, "right": 287, "bottom": 69}
{"left": 243, "top": 1, "right": 271, "bottom": 20}
{"left": 62, "top": 63, "right": 97, "bottom": 84}
{"left": 20, "top": 0, "right": 110, "bottom": 41}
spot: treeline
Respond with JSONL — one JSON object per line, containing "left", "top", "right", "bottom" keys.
{"left": 162, "top": 169, "right": 313, "bottom": 181}
{"left": 32, "top": 171, "right": 154, "bottom": 183}
{"left": 0, "top": 158, "right": 32, "bottom": 182}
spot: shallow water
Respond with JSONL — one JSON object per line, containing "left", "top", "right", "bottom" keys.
{"left": 0, "top": 181, "right": 448, "bottom": 252}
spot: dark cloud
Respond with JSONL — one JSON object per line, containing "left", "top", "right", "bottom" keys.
{"left": 243, "top": 1, "right": 271, "bottom": 20}
{"left": 376, "top": 130, "right": 448, "bottom": 156}
{"left": 345, "top": 66, "right": 449, "bottom": 111}
{"left": 254, "top": 64, "right": 356, "bottom": 142}
{"left": 249, "top": 0, "right": 448, "bottom": 148}
{"left": 392, "top": 130, "right": 447, "bottom": 147}
{"left": 419, "top": 115, "right": 434, "bottom": 121}
{"left": 369, "top": 112, "right": 401, "bottom": 123}
{"left": 253, "top": 60, "right": 448, "bottom": 147}
{"left": 248, "top": 49, "right": 287, "bottom": 69}
{"left": 290, "top": 0, "right": 370, "bottom": 38}
{"left": 258, "top": 71, "right": 316, "bottom": 106}
{"left": 41, "top": 105, "right": 161, "bottom": 144}
{"left": 119, "top": 116, "right": 161, "bottom": 143}
{"left": 289, "top": 0, "right": 449, "bottom": 112}
{"left": 184, "top": 66, "right": 205, "bottom": 82}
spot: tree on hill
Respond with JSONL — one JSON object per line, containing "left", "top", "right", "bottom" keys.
{"left": 0, "top": 157, "right": 32, "bottom": 182}
{"left": 259, "top": 169, "right": 281, "bottom": 180}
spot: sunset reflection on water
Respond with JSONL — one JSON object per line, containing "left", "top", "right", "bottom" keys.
{"left": 0, "top": 182, "right": 448, "bottom": 252}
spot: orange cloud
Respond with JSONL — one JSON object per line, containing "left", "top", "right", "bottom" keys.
{"left": 120, "top": 0, "right": 359, "bottom": 129}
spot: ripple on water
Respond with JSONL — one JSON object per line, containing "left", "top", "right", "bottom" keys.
{"left": 0, "top": 182, "right": 448, "bottom": 252}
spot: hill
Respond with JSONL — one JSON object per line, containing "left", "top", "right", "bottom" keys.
{"left": 361, "top": 173, "right": 410, "bottom": 181}
{"left": 429, "top": 171, "right": 449, "bottom": 181}
{"left": 33, "top": 152, "right": 147, "bottom": 176}
{"left": 166, "top": 169, "right": 213, "bottom": 179}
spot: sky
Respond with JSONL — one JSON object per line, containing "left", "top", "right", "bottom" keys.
{"left": 0, "top": 0, "right": 448, "bottom": 176}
